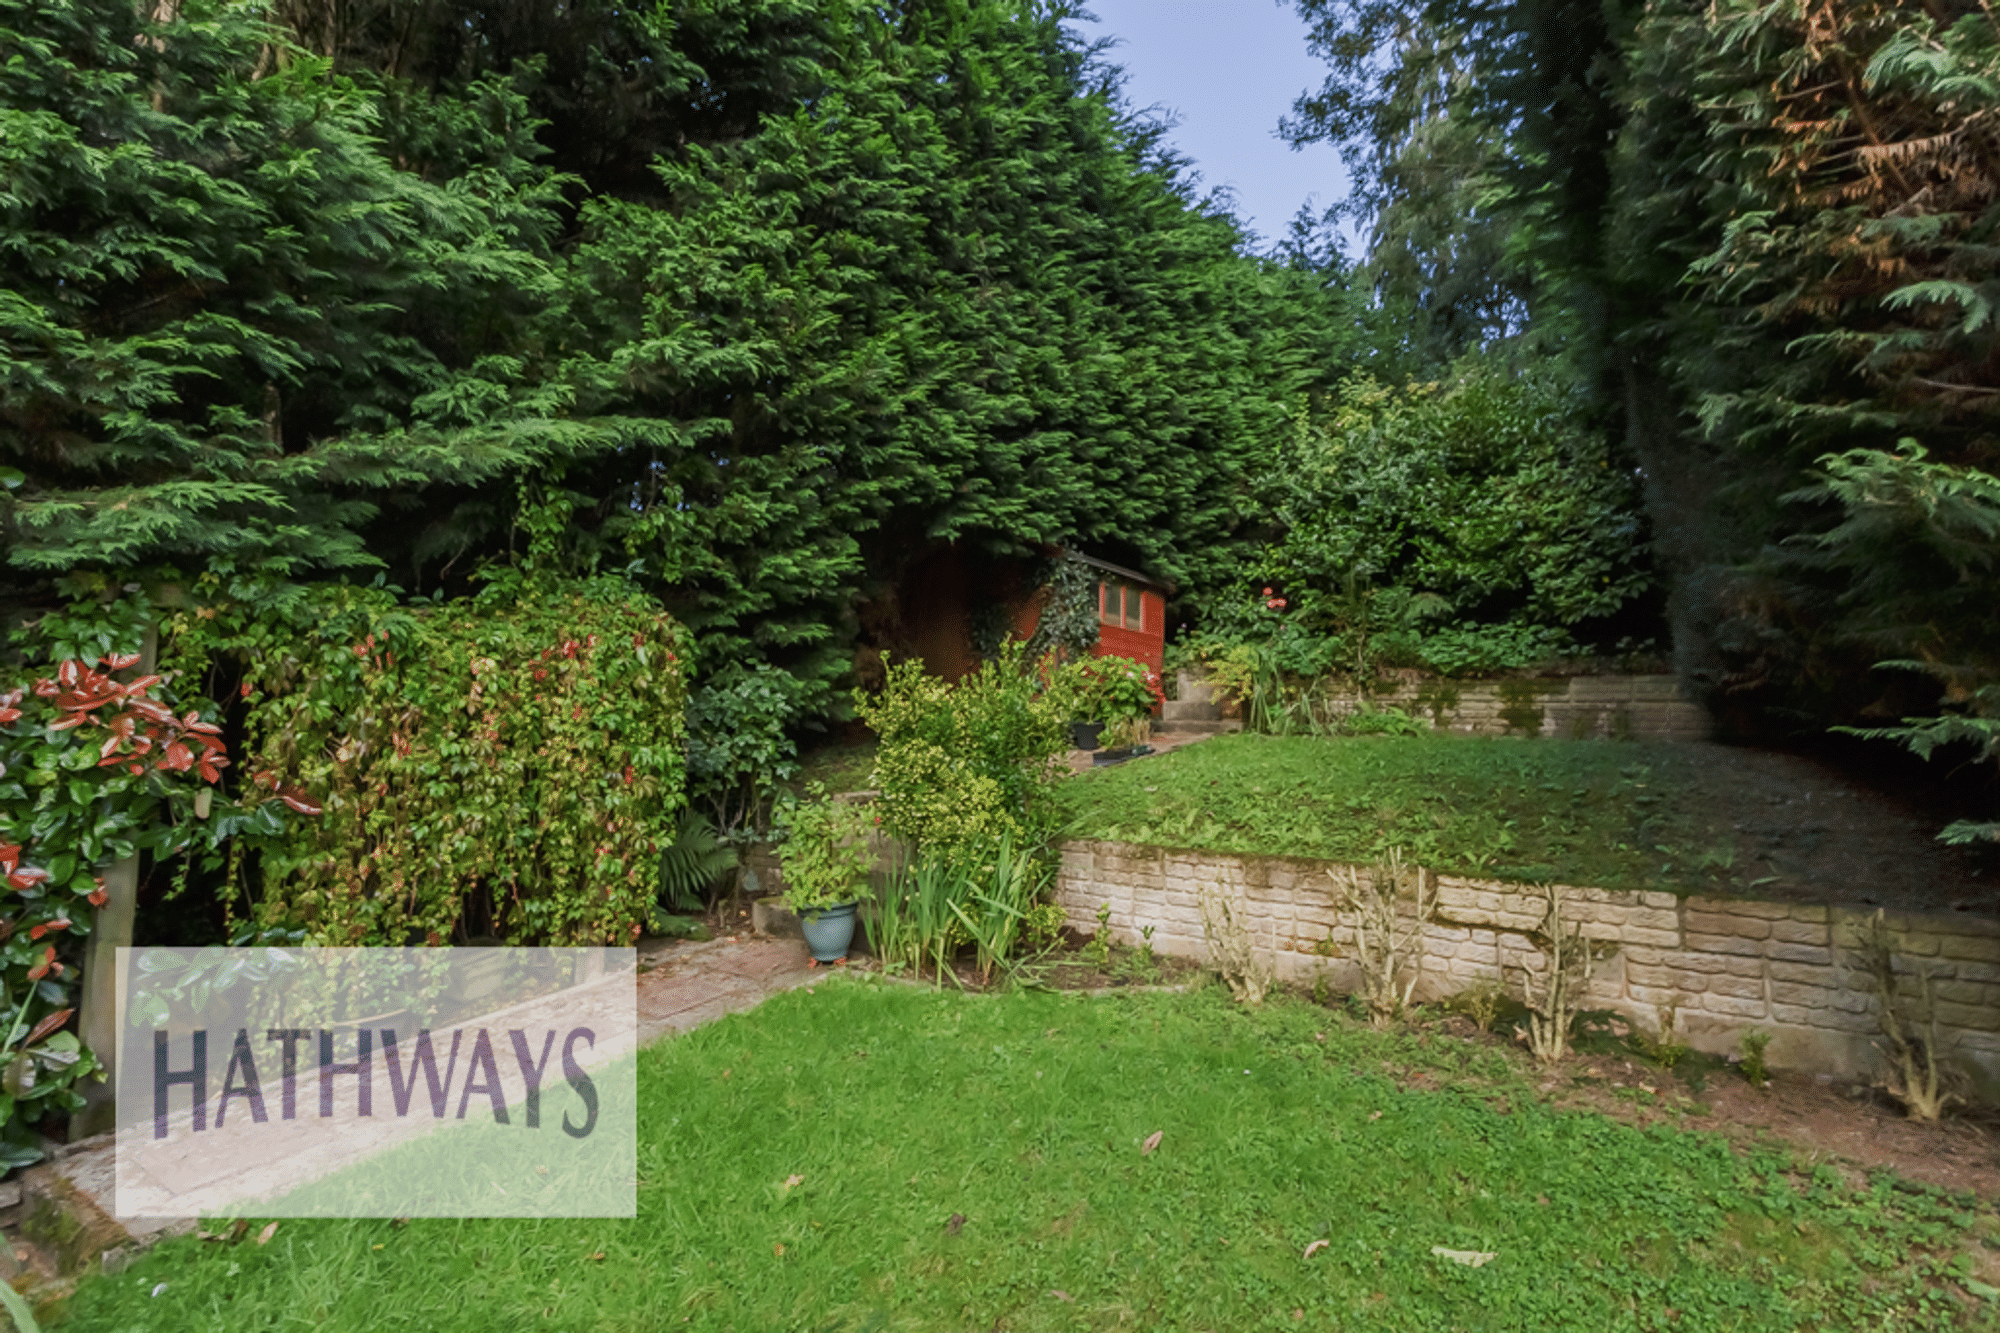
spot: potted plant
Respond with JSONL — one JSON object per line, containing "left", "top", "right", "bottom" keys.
{"left": 1092, "top": 714, "right": 1156, "bottom": 766}
{"left": 776, "top": 788, "right": 876, "bottom": 965}
{"left": 1068, "top": 656, "right": 1163, "bottom": 752}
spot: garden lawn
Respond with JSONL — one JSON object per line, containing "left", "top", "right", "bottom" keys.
{"left": 58, "top": 982, "right": 1994, "bottom": 1332}
{"left": 1059, "top": 732, "right": 1757, "bottom": 892}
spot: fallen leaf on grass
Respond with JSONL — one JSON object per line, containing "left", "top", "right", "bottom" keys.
{"left": 1051, "top": 1291, "right": 1074, "bottom": 1303}
{"left": 946, "top": 1213, "right": 965, "bottom": 1235}
{"left": 1141, "top": 1131, "right": 1162, "bottom": 1155}
{"left": 1303, "top": 1239, "right": 1329, "bottom": 1259}
{"left": 783, "top": 1174, "right": 803, "bottom": 1191}
{"left": 255, "top": 1222, "right": 279, "bottom": 1246}
{"left": 773, "top": 1243, "right": 785, "bottom": 1257}
{"left": 1430, "top": 1246, "right": 1496, "bottom": 1267}
{"left": 1367, "top": 1111, "right": 1382, "bottom": 1122}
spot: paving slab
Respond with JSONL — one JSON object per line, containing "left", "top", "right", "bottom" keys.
{"left": 1063, "top": 727, "right": 1230, "bottom": 774}
{"left": 15, "top": 933, "right": 819, "bottom": 1276}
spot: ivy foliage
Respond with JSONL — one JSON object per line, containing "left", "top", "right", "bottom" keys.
{"left": 1023, "top": 554, "right": 1102, "bottom": 665}
{"left": 160, "top": 560, "right": 690, "bottom": 947}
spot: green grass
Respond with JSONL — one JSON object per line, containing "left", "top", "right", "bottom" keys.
{"left": 58, "top": 983, "right": 1995, "bottom": 1332}
{"left": 1057, "top": 732, "right": 1760, "bottom": 892}
{"left": 791, "top": 739, "right": 881, "bottom": 798}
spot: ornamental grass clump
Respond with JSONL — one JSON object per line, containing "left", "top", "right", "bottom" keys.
{"left": 871, "top": 834, "right": 1049, "bottom": 986}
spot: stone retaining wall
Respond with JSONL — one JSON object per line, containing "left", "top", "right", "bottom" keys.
{"left": 1344, "top": 674, "right": 1709, "bottom": 741}
{"left": 1056, "top": 839, "right": 2000, "bottom": 1097}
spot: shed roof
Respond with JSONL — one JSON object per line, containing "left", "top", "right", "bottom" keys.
{"left": 1068, "top": 550, "right": 1166, "bottom": 590}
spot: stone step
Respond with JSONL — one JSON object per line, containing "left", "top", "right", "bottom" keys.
{"left": 1153, "top": 719, "right": 1240, "bottom": 735}
{"left": 1174, "top": 670, "right": 1218, "bottom": 707}
{"left": 1161, "top": 698, "right": 1222, "bottom": 723}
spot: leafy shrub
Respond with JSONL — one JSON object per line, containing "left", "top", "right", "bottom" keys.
{"left": 0, "top": 610, "right": 305, "bottom": 1168}
{"left": 1416, "top": 623, "right": 1574, "bottom": 677}
{"left": 1071, "top": 655, "right": 1165, "bottom": 722}
{"left": 853, "top": 642, "right": 1072, "bottom": 865}
{"left": 164, "top": 568, "right": 690, "bottom": 946}
{"left": 1227, "top": 367, "right": 1651, "bottom": 643}
{"left": 1737, "top": 1030, "right": 1773, "bottom": 1091}
{"left": 1445, "top": 979, "right": 1505, "bottom": 1033}
{"left": 1190, "top": 641, "right": 1261, "bottom": 715}
{"left": 1022, "top": 901, "right": 1067, "bottom": 951}
{"left": 684, "top": 663, "right": 807, "bottom": 841}
{"left": 775, "top": 790, "right": 876, "bottom": 914}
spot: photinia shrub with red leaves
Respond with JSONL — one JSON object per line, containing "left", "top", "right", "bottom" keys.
{"left": 0, "top": 650, "right": 310, "bottom": 1169}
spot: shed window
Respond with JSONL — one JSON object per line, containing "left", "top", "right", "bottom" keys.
{"left": 1099, "top": 579, "right": 1144, "bottom": 631}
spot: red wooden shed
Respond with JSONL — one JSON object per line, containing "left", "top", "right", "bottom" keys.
{"left": 879, "top": 543, "right": 1168, "bottom": 685}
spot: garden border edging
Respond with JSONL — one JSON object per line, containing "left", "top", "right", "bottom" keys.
{"left": 1055, "top": 839, "right": 2000, "bottom": 1098}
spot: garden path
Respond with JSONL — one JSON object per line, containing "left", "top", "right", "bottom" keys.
{"left": 11, "top": 935, "right": 819, "bottom": 1280}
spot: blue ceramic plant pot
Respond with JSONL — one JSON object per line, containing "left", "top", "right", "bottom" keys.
{"left": 799, "top": 901, "right": 859, "bottom": 963}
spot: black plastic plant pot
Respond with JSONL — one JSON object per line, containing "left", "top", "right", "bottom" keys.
{"left": 1071, "top": 720, "right": 1106, "bottom": 751}
{"left": 1091, "top": 744, "right": 1154, "bottom": 768}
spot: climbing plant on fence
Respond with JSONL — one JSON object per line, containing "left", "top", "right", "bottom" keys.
{"left": 164, "top": 569, "right": 690, "bottom": 947}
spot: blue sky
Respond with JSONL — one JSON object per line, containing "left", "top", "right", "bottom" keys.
{"left": 1066, "top": 0, "right": 1351, "bottom": 253}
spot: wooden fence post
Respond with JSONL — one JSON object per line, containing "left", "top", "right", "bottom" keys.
{"left": 70, "top": 616, "right": 158, "bottom": 1141}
